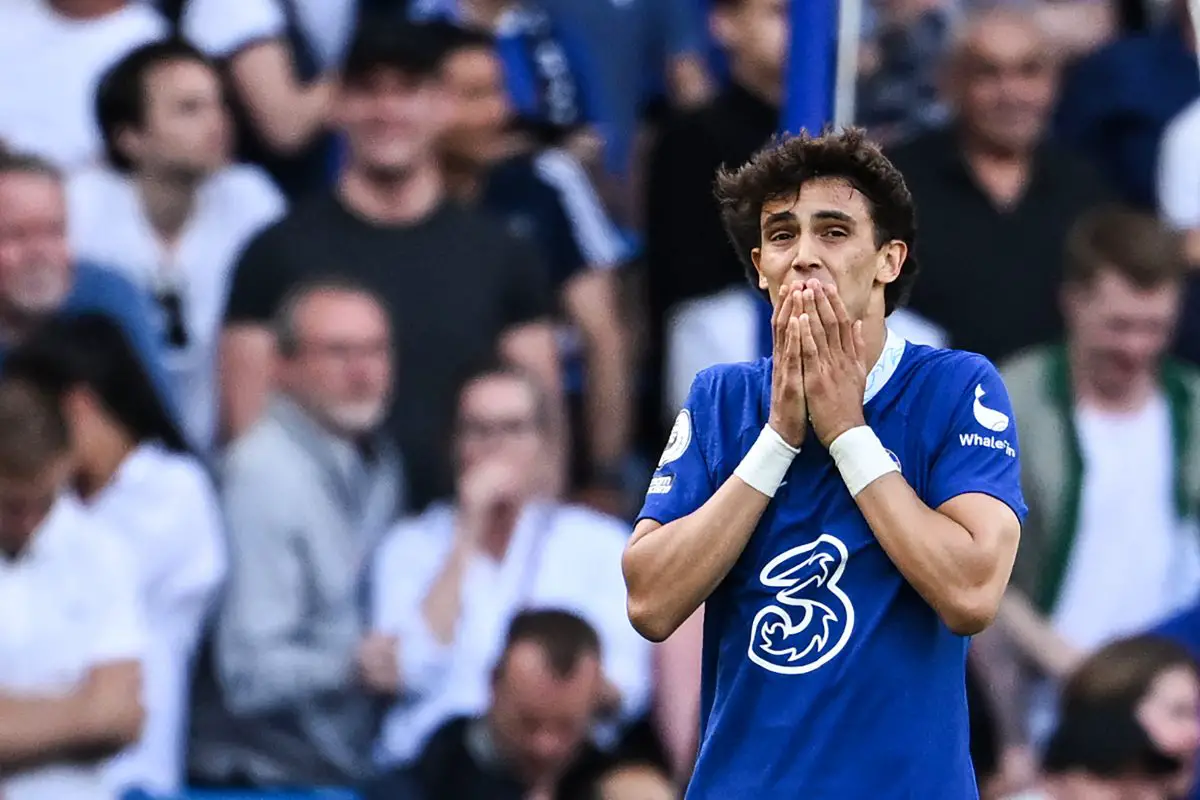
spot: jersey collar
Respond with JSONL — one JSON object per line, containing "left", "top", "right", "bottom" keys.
{"left": 863, "top": 326, "right": 907, "bottom": 405}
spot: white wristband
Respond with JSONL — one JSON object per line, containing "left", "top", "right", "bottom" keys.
{"left": 828, "top": 426, "right": 899, "bottom": 497}
{"left": 734, "top": 425, "right": 801, "bottom": 498}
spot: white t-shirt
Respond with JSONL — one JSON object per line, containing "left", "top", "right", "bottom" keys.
{"left": 372, "top": 501, "right": 652, "bottom": 765}
{"left": 1053, "top": 395, "right": 1200, "bottom": 650}
{"left": 0, "top": 1, "right": 165, "bottom": 170}
{"left": 89, "top": 444, "right": 228, "bottom": 797}
{"left": 0, "top": 496, "right": 148, "bottom": 800}
{"left": 182, "top": 0, "right": 356, "bottom": 69}
{"left": 1158, "top": 97, "right": 1200, "bottom": 229}
{"left": 67, "top": 165, "right": 286, "bottom": 450}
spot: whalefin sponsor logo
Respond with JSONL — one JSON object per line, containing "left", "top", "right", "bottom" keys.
{"left": 972, "top": 384, "right": 1010, "bottom": 432}
{"left": 959, "top": 432, "right": 1015, "bottom": 458}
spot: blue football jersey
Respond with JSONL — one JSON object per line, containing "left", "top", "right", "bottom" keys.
{"left": 638, "top": 331, "right": 1027, "bottom": 799}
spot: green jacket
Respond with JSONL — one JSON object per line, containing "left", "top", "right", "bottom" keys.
{"left": 1001, "top": 345, "right": 1200, "bottom": 616}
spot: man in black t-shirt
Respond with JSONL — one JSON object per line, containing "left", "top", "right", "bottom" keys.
{"left": 220, "top": 21, "right": 561, "bottom": 511}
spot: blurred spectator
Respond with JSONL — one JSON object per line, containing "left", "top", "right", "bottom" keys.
{"left": 437, "top": 26, "right": 633, "bottom": 510}
{"left": 220, "top": 20, "right": 560, "bottom": 510}
{"left": 4, "top": 314, "right": 226, "bottom": 797}
{"left": 1060, "top": 636, "right": 1200, "bottom": 798}
{"left": 592, "top": 761, "right": 677, "bottom": 800}
{"left": 1005, "top": 702, "right": 1181, "bottom": 800}
{"left": 191, "top": 279, "right": 402, "bottom": 787}
{"left": 644, "top": 0, "right": 785, "bottom": 432}
{"left": 68, "top": 39, "right": 285, "bottom": 452}
{"left": 370, "top": 363, "right": 651, "bottom": 765}
{"left": 889, "top": 7, "right": 1113, "bottom": 363}
{"left": 0, "top": 377, "right": 146, "bottom": 800}
{"left": 1155, "top": 96, "right": 1200, "bottom": 366}
{"left": 1055, "top": 0, "right": 1200, "bottom": 209}
{"left": 0, "top": 0, "right": 166, "bottom": 171}
{"left": 180, "top": 0, "right": 338, "bottom": 198}
{"left": 0, "top": 151, "right": 175, "bottom": 409}
{"left": 365, "top": 610, "right": 616, "bottom": 800}
{"left": 857, "top": 0, "right": 955, "bottom": 147}
{"left": 980, "top": 208, "right": 1200, "bottom": 757}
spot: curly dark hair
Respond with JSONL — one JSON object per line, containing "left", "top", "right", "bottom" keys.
{"left": 714, "top": 127, "right": 919, "bottom": 315}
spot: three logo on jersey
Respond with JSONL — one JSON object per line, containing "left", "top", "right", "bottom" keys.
{"left": 746, "top": 382, "right": 1015, "bottom": 675}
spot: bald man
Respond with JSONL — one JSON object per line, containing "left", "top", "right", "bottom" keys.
{"left": 887, "top": 8, "right": 1114, "bottom": 364}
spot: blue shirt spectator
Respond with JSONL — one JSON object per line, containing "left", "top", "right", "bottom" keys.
{"left": 0, "top": 262, "right": 174, "bottom": 416}
{"left": 1055, "top": 18, "right": 1200, "bottom": 208}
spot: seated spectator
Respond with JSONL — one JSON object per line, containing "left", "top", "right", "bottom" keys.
{"left": 1006, "top": 702, "right": 1181, "bottom": 800}
{"left": 888, "top": 6, "right": 1114, "bottom": 364}
{"left": 1059, "top": 636, "right": 1200, "bottom": 799}
{"left": 70, "top": 39, "right": 285, "bottom": 451}
{"left": 411, "top": 1, "right": 609, "bottom": 171}
{"left": 0, "top": 0, "right": 166, "bottom": 171}
{"left": 190, "top": 278, "right": 403, "bottom": 788}
{"left": 1055, "top": 0, "right": 1199, "bottom": 208}
{"left": 4, "top": 314, "right": 226, "bottom": 798}
{"left": 0, "top": 150, "right": 175, "bottom": 415}
{"left": 976, "top": 208, "right": 1200, "bottom": 759}
{"left": 437, "top": 26, "right": 633, "bottom": 510}
{"left": 181, "top": 0, "right": 338, "bottom": 198}
{"left": 365, "top": 610, "right": 615, "bottom": 800}
{"left": 370, "top": 363, "right": 651, "bottom": 766}
{"left": 219, "top": 19, "right": 560, "bottom": 510}
{"left": 0, "top": 378, "right": 146, "bottom": 800}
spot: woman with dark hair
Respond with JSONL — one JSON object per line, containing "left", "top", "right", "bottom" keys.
{"left": 1060, "top": 635, "right": 1200, "bottom": 799}
{"left": 4, "top": 313, "right": 227, "bottom": 797}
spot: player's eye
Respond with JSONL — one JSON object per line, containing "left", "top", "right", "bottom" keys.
{"left": 822, "top": 228, "right": 849, "bottom": 239}
{"left": 768, "top": 231, "right": 793, "bottom": 242}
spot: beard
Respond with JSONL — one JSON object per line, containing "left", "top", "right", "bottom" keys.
{"left": 6, "top": 263, "right": 71, "bottom": 316}
{"left": 324, "top": 398, "right": 387, "bottom": 435}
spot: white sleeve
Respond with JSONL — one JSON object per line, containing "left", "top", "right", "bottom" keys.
{"left": 182, "top": 0, "right": 287, "bottom": 58}
{"left": 1158, "top": 102, "right": 1200, "bottom": 229}
{"left": 534, "top": 149, "right": 627, "bottom": 267}
{"left": 371, "top": 520, "right": 455, "bottom": 697}
{"left": 89, "top": 529, "right": 149, "bottom": 665}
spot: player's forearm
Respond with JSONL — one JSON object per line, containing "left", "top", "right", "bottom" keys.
{"left": 854, "top": 474, "right": 1016, "bottom": 635}
{"left": 624, "top": 478, "right": 770, "bottom": 642}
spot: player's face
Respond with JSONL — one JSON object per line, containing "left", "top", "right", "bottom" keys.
{"left": 126, "top": 59, "right": 231, "bottom": 177}
{"left": 455, "top": 375, "right": 542, "bottom": 479}
{"left": 1063, "top": 269, "right": 1181, "bottom": 399}
{"left": 440, "top": 47, "right": 512, "bottom": 165}
{"left": 280, "top": 291, "right": 393, "bottom": 435}
{"left": 0, "top": 172, "right": 72, "bottom": 317}
{"left": 490, "top": 642, "right": 600, "bottom": 786}
{"left": 751, "top": 177, "right": 905, "bottom": 321}
{"left": 336, "top": 67, "right": 447, "bottom": 178}
{"left": 1138, "top": 666, "right": 1200, "bottom": 794}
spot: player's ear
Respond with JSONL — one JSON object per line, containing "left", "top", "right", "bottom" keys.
{"left": 751, "top": 247, "right": 769, "bottom": 290}
{"left": 874, "top": 241, "right": 906, "bottom": 286}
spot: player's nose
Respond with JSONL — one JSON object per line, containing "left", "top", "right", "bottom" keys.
{"left": 789, "top": 238, "right": 823, "bottom": 275}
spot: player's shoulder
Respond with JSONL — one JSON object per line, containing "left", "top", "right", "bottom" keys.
{"left": 902, "top": 343, "right": 1000, "bottom": 393}
{"left": 691, "top": 358, "right": 771, "bottom": 402}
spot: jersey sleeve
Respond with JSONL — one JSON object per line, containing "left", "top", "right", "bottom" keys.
{"left": 637, "top": 372, "right": 717, "bottom": 525}
{"left": 925, "top": 356, "right": 1028, "bottom": 522}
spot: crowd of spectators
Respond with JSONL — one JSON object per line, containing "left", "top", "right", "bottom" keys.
{"left": 1, "top": 0, "right": 1200, "bottom": 798}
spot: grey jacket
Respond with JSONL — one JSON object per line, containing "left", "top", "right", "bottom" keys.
{"left": 195, "top": 398, "right": 402, "bottom": 785}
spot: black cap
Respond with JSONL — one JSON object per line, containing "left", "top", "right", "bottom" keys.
{"left": 342, "top": 19, "right": 444, "bottom": 84}
{"left": 1043, "top": 703, "right": 1181, "bottom": 779}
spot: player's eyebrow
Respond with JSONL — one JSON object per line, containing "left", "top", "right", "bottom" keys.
{"left": 812, "top": 210, "right": 855, "bottom": 224}
{"left": 763, "top": 210, "right": 797, "bottom": 227}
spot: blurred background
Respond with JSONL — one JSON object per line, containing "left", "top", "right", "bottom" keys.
{"left": 0, "top": 0, "right": 1199, "bottom": 799}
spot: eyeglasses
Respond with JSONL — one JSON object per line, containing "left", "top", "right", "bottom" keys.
{"left": 457, "top": 417, "right": 539, "bottom": 440}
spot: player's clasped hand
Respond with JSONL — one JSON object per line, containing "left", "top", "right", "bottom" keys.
{"left": 797, "top": 279, "right": 868, "bottom": 448}
{"left": 767, "top": 281, "right": 807, "bottom": 448}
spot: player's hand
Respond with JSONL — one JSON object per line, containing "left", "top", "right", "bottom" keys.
{"left": 356, "top": 632, "right": 401, "bottom": 695}
{"left": 797, "top": 279, "right": 868, "bottom": 448}
{"left": 767, "top": 281, "right": 807, "bottom": 448}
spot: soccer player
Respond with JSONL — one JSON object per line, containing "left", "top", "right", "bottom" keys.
{"left": 622, "top": 128, "right": 1027, "bottom": 797}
